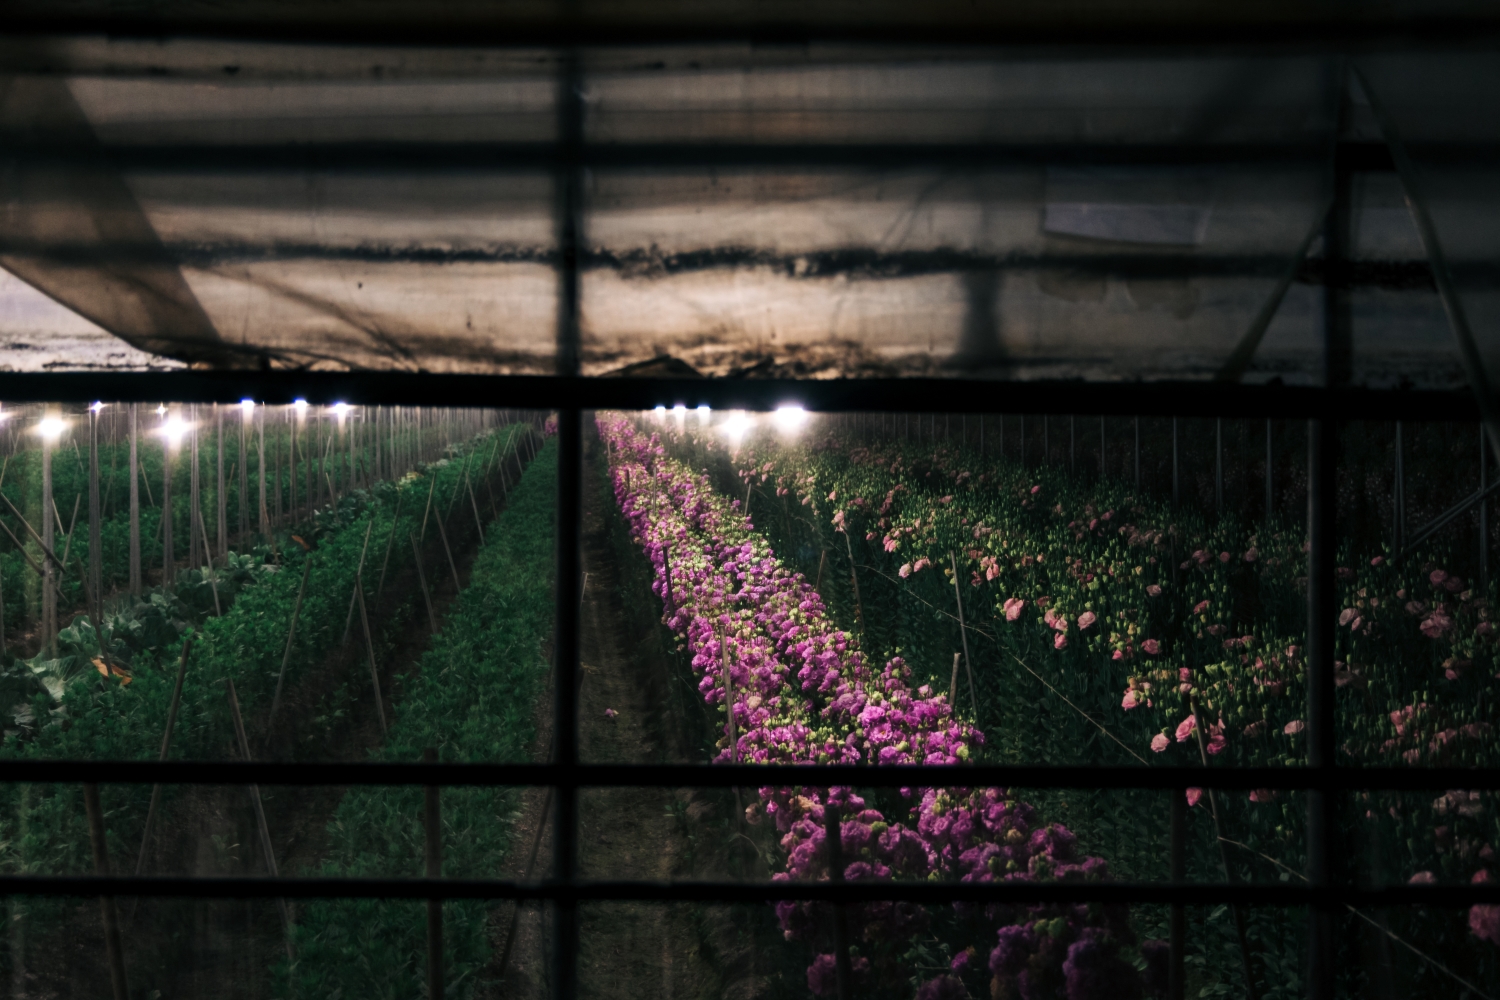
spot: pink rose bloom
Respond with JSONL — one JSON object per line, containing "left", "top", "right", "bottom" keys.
{"left": 913, "top": 557, "right": 930, "bottom": 573}
{"left": 1077, "top": 611, "right": 1097, "bottom": 630}
{"left": 1249, "top": 789, "right": 1277, "bottom": 803}
{"left": 1146, "top": 584, "right": 1163, "bottom": 596}
{"left": 1219, "top": 551, "right": 1231, "bottom": 563}
{"left": 604, "top": 708, "right": 618, "bottom": 719}
{"left": 1053, "top": 633, "right": 1068, "bottom": 650}
{"left": 1430, "top": 569, "right": 1448, "bottom": 585}
{"left": 1186, "top": 787, "right": 1204, "bottom": 808}
{"left": 1174, "top": 716, "right": 1197, "bottom": 743}
{"left": 1243, "top": 548, "right": 1258, "bottom": 562}
{"left": 1338, "top": 608, "right": 1357, "bottom": 626}
{"left": 1283, "top": 719, "right": 1305, "bottom": 735}
{"left": 1030, "top": 485, "right": 1042, "bottom": 494}
{"left": 1003, "top": 597, "right": 1026, "bottom": 621}
{"left": 1122, "top": 689, "right": 1144, "bottom": 710}
{"left": 1420, "top": 611, "right": 1454, "bottom": 638}
{"left": 1193, "top": 600, "right": 1210, "bottom": 615}
{"left": 1471, "top": 871, "right": 1500, "bottom": 944}
{"left": 1370, "top": 556, "right": 1385, "bottom": 566}
{"left": 899, "top": 563, "right": 912, "bottom": 578}
{"left": 1142, "top": 639, "right": 1161, "bottom": 655}
{"left": 1408, "top": 871, "right": 1436, "bottom": 884}
{"left": 1150, "top": 734, "right": 1169, "bottom": 753}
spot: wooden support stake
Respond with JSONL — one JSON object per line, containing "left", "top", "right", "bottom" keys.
{"left": 133, "top": 637, "right": 195, "bottom": 879}
{"left": 841, "top": 530, "right": 866, "bottom": 640}
{"left": 264, "top": 555, "right": 313, "bottom": 740}
{"left": 225, "top": 677, "right": 295, "bottom": 962}
{"left": 433, "top": 508, "right": 461, "bottom": 594}
{"left": 949, "top": 651, "right": 961, "bottom": 706}
{"left": 82, "top": 783, "right": 129, "bottom": 1000}
{"left": 195, "top": 508, "right": 222, "bottom": 616}
{"left": 88, "top": 406, "right": 102, "bottom": 626}
{"left": 424, "top": 747, "right": 444, "bottom": 1000}
{"left": 340, "top": 518, "right": 377, "bottom": 648}
{"left": 823, "top": 801, "right": 854, "bottom": 1000}
{"left": 467, "top": 475, "right": 485, "bottom": 546}
{"left": 411, "top": 532, "right": 439, "bottom": 633}
{"left": 949, "top": 551, "right": 977, "bottom": 716}
{"left": 129, "top": 404, "right": 141, "bottom": 596}
{"left": 355, "top": 573, "right": 388, "bottom": 734}
{"left": 373, "top": 492, "right": 405, "bottom": 605}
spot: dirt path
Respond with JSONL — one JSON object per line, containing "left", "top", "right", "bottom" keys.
{"left": 484, "top": 432, "right": 741, "bottom": 1000}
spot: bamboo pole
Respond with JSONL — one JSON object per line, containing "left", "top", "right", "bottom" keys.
{"left": 129, "top": 404, "right": 141, "bottom": 596}
{"left": 433, "top": 507, "right": 461, "bottom": 593}
{"left": 42, "top": 425, "right": 55, "bottom": 656}
{"left": 340, "top": 518, "right": 377, "bottom": 648}
{"left": 195, "top": 509, "right": 222, "bottom": 616}
{"left": 372, "top": 492, "right": 404, "bottom": 605}
{"left": 162, "top": 417, "right": 173, "bottom": 586}
{"left": 466, "top": 474, "right": 485, "bottom": 545}
{"left": 411, "top": 532, "right": 438, "bottom": 633}
{"left": 354, "top": 573, "right": 388, "bottom": 734}
{"left": 217, "top": 404, "right": 227, "bottom": 561}
{"left": 133, "top": 637, "right": 195, "bottom": 878}
{"left": 189, "top": 404, "right": 201, "bottom": 569}
{"left": 257, "top": 405, "right": 268, "bottom": 538}
{"left": 239, "top": 403, "right": 250, "bottom": 545}
{"left": 82, "top": 783, "right": 129, "bottom": 1000}
{"left": 225, "top": 677, "right": 295, "bottom": 962}
{"left": 265, "top": 553, "right": 313, "bottom": 741}
{"left": 88, "top": 406, "right": 102, "bottom": 626}
{"left": 948, "top": 551, "right": 977, "bottom": 716}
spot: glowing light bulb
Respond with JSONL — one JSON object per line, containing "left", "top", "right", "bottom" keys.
{"left": 155, "top": 404, "right": 167, "bottom": 417}
{"left": 293, "top": 398, "right": 309, "bottom": 413}
{"left": 332, "top": 402, "right": 351, "bottom": 416}
{"left": 773, "top": 404, "right": 808, "bottom": 435}
{"left": 697, "top": 404, "right": 711, "bottom": 423}
{"left": 722, "top": 411, "right": 753, "bottom": 446}
{"left": 90, "top": 401, "right": 104, "bottom": 413}
{"left": 159, "top": 416, "right": 190, "bottom": 447}
{"left": 652, "top": 405, "right": 667, "bottom": 423}
{"left": 35, "top": 417, "right": 66, "bottom": 440}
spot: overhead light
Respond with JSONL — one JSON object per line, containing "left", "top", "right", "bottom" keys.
{"left": 155, "top": 404, "right": 167, "bottom": 417}
{"left": 240, "top": 399, "right": 255, "bottom": 416}
{"left": 697, "top": 404, "right": 711, "bottom": 423}
{"left": 158, "top": 416, "right": 190, "bottom": 447}
{"left": 293, "top": 398, "right": 309, "bottom": 413}
{"left": 722, "top": 411, "right": 754, "bottom": 446}
{"left": 90, "top": 401, "right": 104, "bottom": 413}
{"left": 35, "top": 417, "right": 67, "bottom": 441}
{"left": 773, "top": 404, "right": 809, "bottom": 435}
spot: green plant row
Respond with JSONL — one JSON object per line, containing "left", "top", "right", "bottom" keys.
{"left": 286, "top": 437, "right": 556, "bottom": 1000}
{"left": 0, "top": 424, "right": 530, "bottom": 902}
{"left": 0, "top": 409, "right": 476, "bottom": 639}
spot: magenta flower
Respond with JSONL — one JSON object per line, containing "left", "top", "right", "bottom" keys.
{"left": 1077, "top": 611, "right": 1097, "bottom": 630}
{"left": 1150, "top": 733, "right": 1169, "bottom": 753}
{"left": 1283, "top": 720, "right": 1304, "bottom": 735}
{"left": 604, "top": 708, "right": 618, "bottom": 719}
{"left": 899, "top": 563, "right": 913, "bottom": 578}
{"left": 1193, "top": 600, "right": 1210, "bottom": 615}
{"left": 1185, "top": 787, "right": 1204, "bottom": 808}
{"left": 1054, "top": 633, "right": 1068, "bottom": 650}
{"left": 1003, "top": 597, "right": 1026, "bottom": 621}
{"left": 1141, "top": 639, "right": 1161, "bottom": 655}
{"left": 1430, "top": 569, "right": 1449, "bottom": 585}
{"left": 1174, "top": 716, "right": 1197, "bottom": 743}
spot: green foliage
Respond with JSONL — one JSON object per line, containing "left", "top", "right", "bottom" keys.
{"left": 287, "top": 438, "right": 556, "bottom": 999}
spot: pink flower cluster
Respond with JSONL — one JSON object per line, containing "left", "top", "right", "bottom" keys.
{"left": 600, "top": 416, "right": 1155, "bottom": 996}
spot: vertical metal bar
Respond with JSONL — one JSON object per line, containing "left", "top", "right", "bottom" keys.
{"left": 553, "top": 38, "right": 585, "bottom": 1000}
{"left": 1169, "top": 789, "right": 1186, "bottom": 1000}
{"left": 82, "top": 783, "right": 129, "bottom": 1000}
{"left": 425, "top": 747, "right": 444, "bottom": 1000}
{"left": 129, "top": 404, "right": 140, "bottom": 597}
{"left": 1307, "top": 60, "right": 1348, "bottom": 998}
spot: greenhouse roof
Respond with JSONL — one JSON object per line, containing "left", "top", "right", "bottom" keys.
{"left": 0, "top": 3, "right": 1497, "bottom": 395}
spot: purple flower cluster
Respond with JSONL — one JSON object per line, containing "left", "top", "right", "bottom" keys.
{"left": 601, "top": 416, "right": 1160, "bottom": 998}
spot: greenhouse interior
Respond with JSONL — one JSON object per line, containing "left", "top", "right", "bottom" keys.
{"left": 1, "top": 3, "right": 1500, "bottom": 999}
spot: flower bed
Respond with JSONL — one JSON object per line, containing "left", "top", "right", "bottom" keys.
{"left": 601, "top": 415, "right": 1165, "bottom": 999}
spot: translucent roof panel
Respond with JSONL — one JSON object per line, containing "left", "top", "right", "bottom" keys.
{"left": 0, "top": 40, "right": 1493, "bottom": 387}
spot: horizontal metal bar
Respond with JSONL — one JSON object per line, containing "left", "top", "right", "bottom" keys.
{"left": 1, "top": 761, "right": 1496, "bottom": 791}
{"left": 0, "top": 373, "right": 1480, "bottom": 421}
{"left": 0, "top": 875, "right": 1496, "bottom": 907}
{"left": 7, "top": 15, "right": 1500, "bottom": 50}
{"left": 2, "top": 140, "right": 1421, "bottom": 173}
